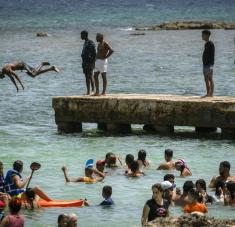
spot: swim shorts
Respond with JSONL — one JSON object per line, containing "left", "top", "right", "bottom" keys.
{"left": 203, "top": 65, "right": 213, "bottom": 76}
{"left": 94, "top": 59, "right": 108, "bottom": 73}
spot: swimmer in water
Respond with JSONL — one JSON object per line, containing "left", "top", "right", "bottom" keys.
{"left": 175, "top": 159, "right": 192, "bottom": 177}
{"left": 157, "top": 149, "right": 175, "bottom": 170}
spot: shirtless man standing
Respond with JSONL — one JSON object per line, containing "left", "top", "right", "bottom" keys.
{"left": 0, "top": 61, "right": 59, "bottom": 91}
{"left": 209, "top": 161, "right": 235, "bottom": 189}
{"left": 157, "top": 149, "right": 175, "bottom": 170}
{"left": 93, "top": 33, "right": 114, "bottom": 96}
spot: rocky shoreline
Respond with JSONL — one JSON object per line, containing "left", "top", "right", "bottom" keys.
{"left": 135, "top": 21, "right": 235, "bottom": 31}
{"left": 144, "top": 214, "right": 235, "bottom": 227}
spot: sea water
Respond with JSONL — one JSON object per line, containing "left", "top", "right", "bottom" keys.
{"left": 0, "top": 0, "right": 235, "bottom": 226}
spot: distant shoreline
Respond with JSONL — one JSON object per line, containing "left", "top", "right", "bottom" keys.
{"left": 135, "top": 21, "right": 235, "bottom": 31}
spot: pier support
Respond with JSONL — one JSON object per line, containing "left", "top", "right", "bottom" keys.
{"left": 106, "top": 123, "right": 131, "bottom": 133}
{"left": 97, "top": 123, "right": 107, "bottom": 131}
{"left": 221, "top": 128, "right": 235, "bottom": 138}
{"left": 154, "top": 125, "right": 174, "bottom": 133}
{"left": 143, "top": 124, "right": 156, "bottom": 132}
{"left": 195, "top": 127, "right": 217, "bottom": 133}
{"left": 57, "top": 122, "right": 82, "bottom": 133}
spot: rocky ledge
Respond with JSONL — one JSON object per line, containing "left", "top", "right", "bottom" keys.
{"left": 136, "top": 21, "right": 235, "bottom": 31}
{"left": 144, "top": 214, "right": 235, "bottom": 227}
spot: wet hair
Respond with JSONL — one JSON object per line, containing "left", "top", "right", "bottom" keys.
{"left": 220, "top": 161, "right": 230, "bottom": 170}
{"left": 130, "top": 161, "right": 139, "bottom": 173}
{"left": 0, "top": 161, "right": 3, "bottom": 167}
{"left": 188, "top": 188, "right": 200, "bottom": 202}
{"left": 58, "top": 214, "right": 68, "bottom": 224}
{"left": 163, "top": 174, "right": 175, "bottom": 181}
{"left": 125, "top": 154, "right": 134, "bottom": 167}
{"left": 215, "top": 179, "right": 225, "bottom": 196}
{"left": 138, "top": 150, "right": 147, "bottom": 165}
{"left": 226, "top": 181, "right": 235, "bottom": 200}
{"left": 9, "top": 198, "right": 22, "bottom": 214}
{"left": 195, "top": 179, "right": 207, "bottom": 191}
{"left": 81, "top": 30, "right": 88, "bottom": 38}
{"left": 85, "top": 167, "right": 93, "bottom": 176}
{"left": 102, "top": 185, "right": 112, "bottom": 197}
{"left": 202, "top": 30, "right": 211, "bottom": 36}
{"left": 165, "top": 149, "right": 173, "bottom": 157}
{"left": 0, "top": 70, "right": 4, "bottom": 78}
{"left": 105, "top": 152, "right": 116, "bottom": 166}
{"left": 13, "top": 160, "right": 23, "bottom": 172}
{"left": 183, "top": 181, "right": 194, "bottom": 194}
{"left": 152, "top": 183, "right": 163, "bottom": 192}
{"left": 25, "top": 188, "right": 36, "bottom": 210}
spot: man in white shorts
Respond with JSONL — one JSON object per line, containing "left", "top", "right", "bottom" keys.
{"left": 93, "top": 33, "right": 114, "bottom": 96}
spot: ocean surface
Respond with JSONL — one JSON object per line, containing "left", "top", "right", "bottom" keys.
{"left": 0, "top": 0, "right": 235, "bottom": 226}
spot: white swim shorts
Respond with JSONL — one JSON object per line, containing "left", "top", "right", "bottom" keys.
{"left": 94, "top": 59, "right": 108, "bottom": 73}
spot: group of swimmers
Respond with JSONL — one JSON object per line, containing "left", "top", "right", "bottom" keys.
{"left": 0, "top": 149, "right": 235, "bottom": 226}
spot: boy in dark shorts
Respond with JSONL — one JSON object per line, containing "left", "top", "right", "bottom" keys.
{"left": 201, "top": 30, "right": 215, "bottom": 98}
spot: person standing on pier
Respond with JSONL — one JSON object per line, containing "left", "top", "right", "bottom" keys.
{"left": 93, "top": 33, "right": 114, "bottom": 96}
{"left": 80, "top": 30, "right": 96, "bottom": 95}
{"left": 201, "top": 30, "right": 215, "bottom": 98}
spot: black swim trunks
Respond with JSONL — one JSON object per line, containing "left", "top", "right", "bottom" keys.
{"left": 82, "top": 62, "right": 94, "bottom": 75}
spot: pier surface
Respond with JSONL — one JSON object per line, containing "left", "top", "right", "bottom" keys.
{"left": 52, "top": 94, "right": 235, "bottom": 137}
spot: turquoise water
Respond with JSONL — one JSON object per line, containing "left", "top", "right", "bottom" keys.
{"left": 1, "top": 0, "right": 235, "bottom": 226}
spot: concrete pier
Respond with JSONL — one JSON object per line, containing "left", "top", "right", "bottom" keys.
{"left": 52, "top": 94, "right": 235, "bottom": 137}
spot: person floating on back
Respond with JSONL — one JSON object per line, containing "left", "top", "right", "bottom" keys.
{"left": 80, "top": 30, "right": 96, "bottom": 95}
{"left": 157, "top": 149, "right": 175, "bottom": 170}
{"left": 61, "top": 159, "right": 104, "bottom": 183}
{"left": 201, "top": 30, "right": 215, "bottom": 98}
{"left": 93, "top": 33, "right": 114, "bottom": 96}
{"left": 0, "top": 61, "right": 59, "bottom": 92}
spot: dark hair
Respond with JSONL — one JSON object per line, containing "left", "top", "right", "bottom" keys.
{"left": 196, "top": 179, "right": 207, "bottom": 191}
{"left": 0, "top": 161, "right": 3, "bottom": 166}
{"left": 58, "top": 214, "right": 68, "bottom": 224}
{"left": 105, "top": 152, "right": 116, "bottom": 166}
{"left": 165, "top": 149, "right": 173, "bottom": 157}
{"left": 103, "top": 185, "right": 112, "bottom": 197}
{"left": 220, "top": 161, "right": 230, "bottom": 170}
{"left": 188, "top": 188, "right": 200, "bottom": 202}
{"left": 152, "top": 183, "right": 163, "bottom": 192}
{"left": 25, "top": 188, "right": 36, "bottom": 210}
{"left": 163, "top": 174, "right": 175, "bottom": 181}
{"left": 215, "top": 179, "right": 225, "bottom": 196}
{"left": 130, "top": 161, "right": 139, "bottom": 173}
{"left": 125, "top": 154, "right": 134, "bottom": 167}
{"left": 96, "top": 33, "right": 104, "bottom": 39}
{"left": 138, "top": 150, "right": 146, "bottom": 165}
{"left": 226, "top": 181, "right": 235, "bottom": 200}
{"left": 183, "top": 181, "right": 194, "bottom": 194}
{"left": 81, "top": 30, "right": 88, "bottom": 38}
{"left": 13, "top": 160, "right": 23, "bottom": 172}
{"left": 202, "top": 30, "right": 211, "bottom": 36}
{"left": 9, "top": 198, "right": 22, "bottom": 214}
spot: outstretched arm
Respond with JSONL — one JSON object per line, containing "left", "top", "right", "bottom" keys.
{"left": 10, "top": 71, "right": 24, "bottom": 90}
{"left": 61, "top": 166, "right": 83, "bottom": 183}
{"left": 6, "top": 73, "right": 19, "bottom": 92}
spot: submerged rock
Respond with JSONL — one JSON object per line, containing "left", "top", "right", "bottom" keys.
{"left": 144, "top": 214, "right": 235, "bottom": 227}
{"left": 136, "top": 21, "right": 235, "bottom": 31}
{"left": 36, "top": 32, "right": 48, "bottom": 37}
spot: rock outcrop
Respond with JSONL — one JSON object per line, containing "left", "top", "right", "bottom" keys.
{"left": 145, "top": 214, "right": 235, "bottom": 227}
{"left": 136, "top": 21, "right": 235, "bottom": 31}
